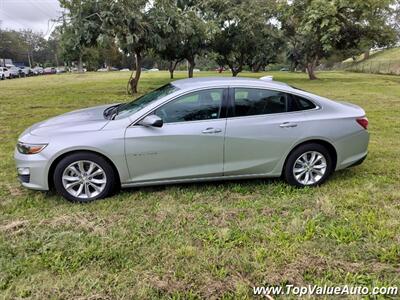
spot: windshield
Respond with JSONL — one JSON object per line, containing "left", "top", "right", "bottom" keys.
{"left": 114, "top": 83, "right": 179, "bottom": 119}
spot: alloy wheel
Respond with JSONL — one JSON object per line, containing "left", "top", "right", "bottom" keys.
{"left": 62, "top": 160, "right": 107, "bottom": 199}
{"left": 292, "top": 151, "right": 327, "bottom": 185}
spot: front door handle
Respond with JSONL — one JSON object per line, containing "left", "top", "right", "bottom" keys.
{"left": 202, "top": 127, "right": 222, "bottom": 134}
{"left": 280, "top": 122, "right": 298, "bottom": 128}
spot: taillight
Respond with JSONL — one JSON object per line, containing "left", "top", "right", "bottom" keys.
{"left": 356, "top": 117, "right": 368, "bottom": 130}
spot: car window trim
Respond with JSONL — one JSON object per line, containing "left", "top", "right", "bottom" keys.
{"left": 227, "top": 86, "right": 321, "bottom": 119}
{"left": 130, "top": 86, "right": 230, "bottom": 127}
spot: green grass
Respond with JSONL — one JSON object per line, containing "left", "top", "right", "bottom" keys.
{"left": 0, "top": 71, "right": 399, "bottom": 299}
{"left": 343, "top": 48, "right": 400, "bottom": 75}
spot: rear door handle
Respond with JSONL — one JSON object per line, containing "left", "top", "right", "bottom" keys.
{"left": 280, "top": 122, "right": 298, "bottom": 128}
{"left": 202, "top": 127, "right": 222, "bottom": 134}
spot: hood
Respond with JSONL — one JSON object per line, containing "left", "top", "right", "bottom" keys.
{"left": 28, "top": 104, "right": 111, "bottom": 137}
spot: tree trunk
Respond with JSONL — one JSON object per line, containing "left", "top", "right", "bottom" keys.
{"left": 306, "top": 58, "right": 318, "bottom": 80}
{"left": 187, "top": 57, "right": 195, "bottom": 78}
{"left": 168, "top": 61, "right": 174, "bottom": 79}
{"left": 27, "top": 52, "right": 32, "bottom": 68}
{"left": 229, "top": 59, "right": 243, "bottom": 77}
{"left": 363, "top": 50, "right": 370, "bottom": 60}
{"left": 55, "top": 53, "right": 59, "bottom": 67}
{"left": 78, "top": 53, "right": 83, "bottom": 73}
{"left": 231, "top": 65, "right": 242, "bottom": 77}
{"left": 168, "top": 61, "right": 175, "bottom": 79}
{"left": 128, "top": 52, "right": 142, "bottom": 94}
{"left": 289, "top": 61, "right": 298, "bottom": 72}
{"left": 252, "top": 62, "right": 262, "bottom": 73}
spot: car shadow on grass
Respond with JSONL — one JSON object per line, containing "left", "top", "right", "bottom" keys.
{"left": 41, "top": 167, "right": 360, "bottom": 203}
{"left": 120, "top": 177, "right": 284, "bottom": 194}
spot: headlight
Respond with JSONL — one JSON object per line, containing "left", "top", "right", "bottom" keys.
{"left": 16, "top": 142, "right": 48, "bottom": 154}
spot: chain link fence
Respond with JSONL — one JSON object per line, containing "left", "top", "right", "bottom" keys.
{"left": 339, "top": 60, "right": 400, "bottom": 75}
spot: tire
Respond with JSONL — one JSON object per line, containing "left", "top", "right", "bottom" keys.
{"left": 283, "top": 143, "right": 333, "bottom": 187}
{"left": 53, "top": 152, "right": 117, "bottom": 202}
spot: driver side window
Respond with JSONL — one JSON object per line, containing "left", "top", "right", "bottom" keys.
{"left": 155, "top": 89, "right": 224, "bottom": 123}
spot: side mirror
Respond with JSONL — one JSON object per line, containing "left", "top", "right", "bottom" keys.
{"left": 138, "top": 115, "right": 163, "bottom": 127}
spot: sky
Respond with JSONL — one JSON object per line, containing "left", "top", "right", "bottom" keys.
{"left": 0, "top": 0, "right": 63, "bottom": 38}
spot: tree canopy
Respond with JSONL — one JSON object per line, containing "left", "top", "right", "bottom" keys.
{"left": 2, "top": 0, "right": 398, "bottom": 91}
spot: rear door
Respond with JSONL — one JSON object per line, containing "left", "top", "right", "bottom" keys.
{"left": 223, "top": 87, "right": 310, "bottom": 176}
{"left": 125, "top": 88, "right": 228, "bottom": 183}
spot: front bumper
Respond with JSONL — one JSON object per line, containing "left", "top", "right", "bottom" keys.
{"left": 14, "top": 149, "right": 50, "bottom": 190}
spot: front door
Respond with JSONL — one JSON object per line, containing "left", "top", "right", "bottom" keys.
{"left": 125, "top": 88, "right": 227, "bottom": 183}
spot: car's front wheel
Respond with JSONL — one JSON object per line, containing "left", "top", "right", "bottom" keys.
{"left": 53, "top": 152, "right": 117, "bottom": 202}
{"left": 284, "top": 143, "right": 333, "bottom": 187}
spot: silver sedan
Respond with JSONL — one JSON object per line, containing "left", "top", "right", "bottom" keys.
{"left": 15, "top": 77, "right": 369, "bottom": 202}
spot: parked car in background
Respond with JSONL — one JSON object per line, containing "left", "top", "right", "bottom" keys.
{"left": 15, "top": 77, "right": 369, "bottom": 202}
{"left": 148, "top": 68, "right": 160, "bottom": 72}
{"left": 32, "top": 66, "right": 44, "bottom": 75}
{"left": 56, "top": 67, "right": 67, "bottom": 74}
{"left": 120, "top": 68, "right": 130, "bottom": 72}
{"left": 43, "top": 67, "right": 57, "bottom": 75}
{"left": 0, "top": 67, "right": 11, "bottom": 79}
{"left": 18, "top": 66, "right": 33, "bottom": 77}
{"left": 6, "top": 65, "right": 20, "bottom": 78}
{"left": 71, "top": 67, "right": 87, "bottom": 72}
{"left": 98, "top": 67, "right": 119, "bottom": 72}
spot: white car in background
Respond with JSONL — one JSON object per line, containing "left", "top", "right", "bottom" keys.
{"left": 0, "top": 67, "right": 10, "bottom": 79}
{"left": 148, "top": 68, "right": 160, "bottom": 72}
{"left": 56, "top": 67, "right": 67, "bottom": 74}
{"left": 6, "top": 65, "right": 21, "bottom": 78}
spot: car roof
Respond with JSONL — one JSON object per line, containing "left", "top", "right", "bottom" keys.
{"left": 171, "top": 76, "right": 292, "bottom": 91}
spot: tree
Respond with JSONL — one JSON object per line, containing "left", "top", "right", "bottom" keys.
{"left": 246, "top": 26, "right": 282, "bottom": 72}
{"left": 180, "top": 8, "right": 208, "bottom": 78}
{"left": 0, "top": 29, "right": 58, "bottom": 66}
{"left": 20, "top": 30, "right": 47, "bottom": 67}
{"left": 46, "top": 28, "right": 63, "bottom": 66}
{"left": 59, "top": 0, "right": 102, "bottom": 72}
{"left": 207, "top": 0, "right": 280, "bottom": 77}
{"left": 280, "top": 0, "right": 397, "bottom": 80}
{"left": 150, "top": 0, "right": 186, "bottom": 79}
{"left": 99, "top": 0, "right": 156, "bottom": 94}
{"left": 394, "top": 0, "right": 400, "bottom": 41}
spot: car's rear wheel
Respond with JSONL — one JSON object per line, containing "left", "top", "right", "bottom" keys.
{"left": 53, "top": 152, "right": 116, "bottom": 202}
{"left": 284, "top": 143, "right": 333, "bottom": 187}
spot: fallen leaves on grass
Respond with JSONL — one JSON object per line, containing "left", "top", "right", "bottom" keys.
{"left": 39, "top": 213, "right": 118, "bottom": 235}
{"left": 0, "top": 219, "right": 28, "bottom": 234}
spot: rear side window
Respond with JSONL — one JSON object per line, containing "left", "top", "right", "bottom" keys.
{"left": 233, "top": 88, "right": 316, "bottom": 117}
{"left": 234, "top": 88, "right": 288, "bottom": 117}
{"left": 287, "top": 94, "right": 316, "bottom": 111}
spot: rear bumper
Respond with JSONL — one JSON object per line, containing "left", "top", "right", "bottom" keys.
{"left": 335, "top": 130, "right": 369, "bottom": 171}
{"left": 347, "top": 153, "right": 367, "bottom": 168}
